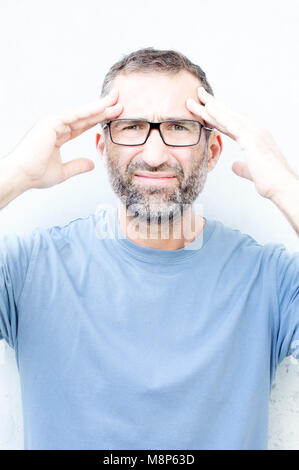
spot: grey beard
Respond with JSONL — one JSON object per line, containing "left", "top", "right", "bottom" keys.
{"left": 105, "top": 144, "right": 208, "bottom": 225}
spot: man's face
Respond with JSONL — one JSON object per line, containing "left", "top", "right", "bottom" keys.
{"left": 97, "top": 71, "right": 221, "bottom": 223}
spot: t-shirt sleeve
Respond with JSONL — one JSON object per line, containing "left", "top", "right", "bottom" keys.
{"left": 0, "top": 230, "right": 37, "bottom": 349}
{"left": 274, "top": 245, "right": 299, "bottom": 366}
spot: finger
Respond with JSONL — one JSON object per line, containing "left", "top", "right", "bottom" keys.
{"left": 58, "top": 88, "right": 120, "bottom": 125}
{"left": 103, "top": 102, "right": 124, "bottom": 121}
{"left": 197, "top": 87, "right": 212, "bottom": 104}
{"left": 69, "top": 102, "right": 123, "bottom": 132}
{"left": 185, "top": 98, "right": 212, "bottom": 124}
{"left": 61, "top": 157, "right": 95, "bottom": 182}
{"left": 197, "top": 88, "right": 233, "bottom": 121}
{"left": 55, "top": 102, "right": 123, "bottom": 145}
{"left": 232, "top": 160, "right": 253, "bottom": 181}
{"left": 187, "top": 97, "right": 242, "bottom": 139}
{"left": 197, "top": 89, "right": 244, "bottom": 129}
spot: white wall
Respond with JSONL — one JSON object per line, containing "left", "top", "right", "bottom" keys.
{"left": 0, "top": 0, "right": 298, "bottom": 449}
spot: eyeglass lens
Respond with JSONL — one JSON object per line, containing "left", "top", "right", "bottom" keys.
{"left": 110, "top": 120, "right": 201, "bottom": 146}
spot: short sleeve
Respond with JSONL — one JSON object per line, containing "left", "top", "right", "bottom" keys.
{"left": 0, "top": 230, "right": 37, "bottom": 349}
{"left": 274, "top": 245, "right": 299, "bottom": 366}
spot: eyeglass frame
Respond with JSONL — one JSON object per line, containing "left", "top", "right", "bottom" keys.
{"left": 102, "top": 118, "right": 214, "bottom": 147}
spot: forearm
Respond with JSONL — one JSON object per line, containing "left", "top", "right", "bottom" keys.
{"left": 270, "top": 172, "right": 299, "bottom": 237}
{"left": 0, "top": 156, "right": 31, "bottom": 210}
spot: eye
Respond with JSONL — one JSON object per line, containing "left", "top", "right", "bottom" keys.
{"left": 123, "top": 125, "right": 138, "bottom": 130}
{"left": 173, "top": 124, "right": 186, "bottom": 131}
{"left": 121, "top": 123, "right": 147, "bottom": 131}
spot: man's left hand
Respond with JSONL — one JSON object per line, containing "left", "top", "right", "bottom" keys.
{"left": 186, "top": 87, "right": 295, "bottom": 200}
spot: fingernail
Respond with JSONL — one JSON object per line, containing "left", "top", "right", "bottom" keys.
{"left": 186, "top": 98, "right": 194, "bottom": 106}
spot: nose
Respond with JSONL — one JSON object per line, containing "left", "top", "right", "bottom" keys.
{"left": 140, "top": 127, "right": 170, "bottom": 167}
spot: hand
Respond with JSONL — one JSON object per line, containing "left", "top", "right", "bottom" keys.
{"left": 9, "top": 89, "right": 123, "bottom": 189}
{"left": 186, "top": 87, "right": 295, "bottom": 199}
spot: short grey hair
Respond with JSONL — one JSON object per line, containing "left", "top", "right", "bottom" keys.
{"left": 99, "top": 47, "right": 214, "bottom": 140}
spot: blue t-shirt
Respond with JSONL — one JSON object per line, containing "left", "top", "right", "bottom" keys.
{"left": 0, "top": 206, "right": 298, "bottom": 450}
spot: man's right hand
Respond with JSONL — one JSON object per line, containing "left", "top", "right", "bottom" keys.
{"left": 8, "top": 88, "right": 123, "bottom": 190}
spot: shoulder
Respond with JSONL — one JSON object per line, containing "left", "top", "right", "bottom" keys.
{"left": 0, "top": 213, "right": 99, "bottom": 260}
{"left": 210, "top": 218, "right": 298, "bottom": 270}
{"left": 45, "top": 212, "right": 97, "bottom": 239}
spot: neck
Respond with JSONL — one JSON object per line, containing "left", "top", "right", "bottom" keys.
{"left": 117, "top": 203, "right": 205, "bottom": 250}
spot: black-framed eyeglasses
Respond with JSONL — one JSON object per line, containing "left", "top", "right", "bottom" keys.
{"left": 102, "top": 119, "right": 214, "bottom": 147}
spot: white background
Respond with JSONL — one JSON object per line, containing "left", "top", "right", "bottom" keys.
{"left": 0, "top": 0, "right": 298, "bottom": 449}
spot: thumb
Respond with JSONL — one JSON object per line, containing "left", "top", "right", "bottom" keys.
{"left": 232, "top": 160, "right": 253, "bottom": 181}
{"left": 61, "top": 158, "right": 95, "bottom": 182}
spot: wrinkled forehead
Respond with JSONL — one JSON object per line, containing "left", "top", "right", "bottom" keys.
{"left": 112, "top": 71, "right": 202, "bottom": 121}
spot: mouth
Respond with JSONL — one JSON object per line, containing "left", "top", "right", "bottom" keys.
{"left": 134, "top": 173, "right": 177, "bottom": 186}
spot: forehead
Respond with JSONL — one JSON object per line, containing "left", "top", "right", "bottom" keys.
{"left": 112, "top": 70, "right": 202, "bottom": 120}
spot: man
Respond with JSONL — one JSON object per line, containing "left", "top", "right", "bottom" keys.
{"left": 0, "top": 48, "right": 298, "bottom": 450}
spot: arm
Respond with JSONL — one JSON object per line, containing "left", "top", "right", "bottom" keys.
{"left": 0, "top": 88, "right": 123, "bottom": 348}
{"left": 186, "top": 87, "right": 299, "bottom": 237}
{"left": 0, "top": 88, "right": 123, "bottom": 210}
{"left": 0, "top": 156, "right": 31, "bottom": 210}
{"left": 270, "top": 173, "right": 299, "bottom": 237}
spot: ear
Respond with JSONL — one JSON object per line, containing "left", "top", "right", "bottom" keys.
{"left": 207, "top": 132, "right": 223, "bottom": 173}
{"left": 95, "top": 132, "right": 107, "bottom": 168}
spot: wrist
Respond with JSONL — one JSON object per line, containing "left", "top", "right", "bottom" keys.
{"left": 270, "top": 171, "right": 299, "bottom": 204}
{"left": 1, "top": 154, "right": 33, "bottom": 195}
